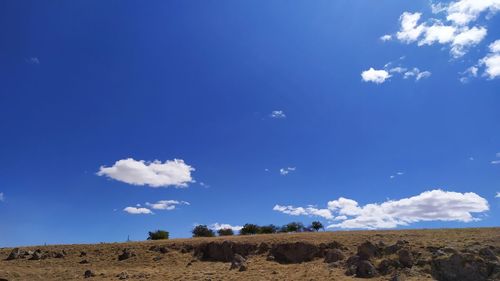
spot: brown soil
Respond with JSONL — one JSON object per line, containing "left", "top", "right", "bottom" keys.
{"left": 0, "top": 228, "right": 499, "bottom": 281}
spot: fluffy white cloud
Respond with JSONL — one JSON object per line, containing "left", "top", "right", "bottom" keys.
{"left": 209, "top": 223, "right": 243, "bottom": 231}
{"left": 0, "top": 192, "right": 4, "bottom": 202}
{"left": 146, "top": 200, "right": 190, "bottom": 210}
{"left": 396, "top": 12, "right": 426, "bottom": 43}
{"left": 388, "top": 0, "right": 499, "bottom": 58}
{"left": 445, "top": 0, "right": 500, "bottom": 26}
{"left": 480, "top": 40, "right": 500, "bottom": 79}
{"left": 123, "top": 206, "right": 153, "bottom": 215}
{"left": 270, "top": 110, "right": 286, "bottom": 119}
{"left": 273, "top": 190, "right": 489, "bottom": 229}
{"left": 273, "top": 205, "right": 334, "bottom": 220}
{"left": 361, "top": 68, "right": 391, "bottom": 84}
{"left": 97, "top": 158, "right": 195, "bottom": 188}
{"left": 279, "top": 167, "right": 296, "bottom": 176}
{"left": 496, "top": 192, "right": 500, "bottom": 198}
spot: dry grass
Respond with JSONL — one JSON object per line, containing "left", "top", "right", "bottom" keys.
{"left": 0, "top": 228, "right": 498, "bottom": 280}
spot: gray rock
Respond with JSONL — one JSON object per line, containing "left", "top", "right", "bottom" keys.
{"left": 324, "top": 249, "right": 345, "bottom": 263}
{"left": 431, "top": 253, "right": 492, "bottom": 281}
{"left": 269, "top": 242, "right": 321, "bottom": 264}
{"left": 398, "top": 249, "right": 414, "bottom": 268}
{"left": 6, "top": 248, "right": 22, "bottom": 260}
{"left": 84, "top": 270, "right": 95, "bottom": 278}
{"left": 357, "top": 241, "right": 381, "bottom": 260}
{"left": 356, "top": 260, "right": 378, "bottom": 278}
{"left": 118, "top": 249, "right": 136, "bottom": 261}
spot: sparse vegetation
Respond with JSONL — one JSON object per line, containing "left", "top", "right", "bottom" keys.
{"left": 192, "top": 225, "right": 215, "bottom": 237}
{"left": 147, "top": 230, "right": 169, "bottom": 240}
{"left": 311, "top": 221, "right": 324, "bottom": 232}
{"left": 284, "top": 222, "right": 305, "bottom": 233}
{"left": 259, "top": 224, "right": 278, "bottom": 234}
{"left": 239, "top": 224, "right": 261, "bottom": 235}
{"left": 217, "top": 228, "right": 234, "bottom": 236}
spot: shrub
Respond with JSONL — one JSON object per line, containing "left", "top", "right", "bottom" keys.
{"left": 192, "top": 225, "right": 215, "bottom": 237}
{"left": 147, "top": 230, "right": 169, "bottom": 240}
{"left": 217, "top": 228, "right": 234, "bottom": 236}
{"left": 311, "top": 221, "right": 324, "bottom": 232}
{"left": 239, "top": 224, "right": 260, "bottom": 235}
{"left": 284, "top": 222, "right": 305, "bottom": 233}
{"left": 259, "top": 224, "right": 278, "bottom": 234}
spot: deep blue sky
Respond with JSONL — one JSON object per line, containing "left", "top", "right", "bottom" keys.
{"left": 0, "top": 0, "right": 499, "bottom": 246}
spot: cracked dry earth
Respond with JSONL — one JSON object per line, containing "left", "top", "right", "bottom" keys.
{"left": 0, "top": 228, "right": 499, "bottom": 281}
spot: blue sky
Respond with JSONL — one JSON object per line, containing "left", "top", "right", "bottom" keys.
{"left": 0, "top": 0, "right": 499, "bottom": 246}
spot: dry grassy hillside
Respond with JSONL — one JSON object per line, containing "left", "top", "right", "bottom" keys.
{"left": 0, "top": 228, "right": 499, "bottom": 281}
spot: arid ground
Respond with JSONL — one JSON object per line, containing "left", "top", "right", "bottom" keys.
{"left": 1, "top": 228, "right": 499, "bottom": 281}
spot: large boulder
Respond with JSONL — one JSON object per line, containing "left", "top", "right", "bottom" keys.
{"left": 356, "top": 260, "right": 378, "bottom": 278}
{"left": 269, "top": 242, "right": 321, "bottom": 264}
{"left": 357, "top": 241, "right": 381, "bottom": 260}
{"left": 398, "top": 249, "right": 414, "bottom": 268}
{"left": 6, "top": 248, "right": 22, "bottom": 260}
{"left": 431, "top": 253, "right": 496, "bottom": 281}
{"left": 324, "top": 249, "right": 345, "bottom": 263}
{"left": 194, "top": 241, "right": 257, "bottom": 262}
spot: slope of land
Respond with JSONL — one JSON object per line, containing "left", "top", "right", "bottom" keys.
{"left": 1, "top": 228, "right": 499, "bottom": 281}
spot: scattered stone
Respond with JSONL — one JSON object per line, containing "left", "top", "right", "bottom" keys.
{"left": 478, "top": 247, "right": 498, "bottom": 261}
{"left": 6, "top": 248, "right": 22, "bottom": 260}
{"left": 398, "top": 249, "right": 414, "bottom": 268}
{"left": 357, "top": 241, "right": 381, "bottom": 260}
{"left": 356, "top": 260, "right": 378, "bottom": 278}
{"left": 80, "top": 251, "right": 87, "bottom": 257}
{"left": 269, "top": 242, "right": 321, "bottom": 264}
{"left": 29, "top": 250, "right": 42, "bottom": 261}
{"left": 118, "top": 248, "right": 136, "bottom": 261}
{"left": 54, "top": 252, "right": 65, "bottom": 259}
{"left": 149, "top": 245, "right": 168, "bottom": 254}
{"left": 377, "top": 259, "right": 400, "bottom": 275}
{"left": 385, "top": 241, "right": 407, "bottom": 255}
{"left": 79, "top": 259, "right": 89, "bottom": 264}
{"left": 117, "top": 271, "right": 129, "bottom": 280}
{"left": 153, "top": 256, "right": 162, "bottom": 262}
{"left": 84, "top": 270, "right": 96, "bottom": 278}
{"left": 229, "top": 254, "right": 247, "bottom": 271}
{"left": 390, "top": 273, "right": 406, "bottom": 281}
{"left": 324, "top": 249, "right": 345, "bottom": 263}
{"left": 431, "top": 252, "right": 493, "bottom": 281}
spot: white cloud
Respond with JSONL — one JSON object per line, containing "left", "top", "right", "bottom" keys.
{"left": 363, "top": 61, "right": 431, "bottom": 84}
{"left": 25, "top": 57, "right": 40, "bottom": 64}
{"left": 496, "top": 192, "right": 500, "bottom": 198}
{"left": 380, "top": 34, "right": 392, "bottom": 41}
{"left": 97, "top": 158, "right": 195, "bottom": 188}
{"left": 279, "top": 167, "right": 296, "bottom": 176}
{"left": 361, "top": 68, "right": 391, "bottom": 84}
{"left": 145, "top": 200, "right": 189, "bottom": 210}
{"left": 209, "top": 223, "right": 243, "bottom": 231}
{"left": 273, "top": 190, "right": 489, "bottom": 229}
{"left": 396, "top": 12, "right": 426, "bottom": 43}
{"left": 492, "top": 160, "right": 500, "bottom": 164}
{"left": 459, "top": 66, "right": 479, "bottom": 83}
{"left": 446, "top": 0, "right": 500, "bottom": 26}
{"left": 450, "top": 26, "right": 487, "bottom": 57}
{"left": 123, "top": 206, "right": 153, "bottom": 215}
{"left": 479, "top": 41, "right": 500, "bottom": 79}
{"left": 403, "top": 68, "right": 432, "bottom": 81}
{"left": 270, "top": 110, "right": 286, "bottom": 119}
{"left": 273, "top": 205, "right": 334, "bottom": 220}
{"left": 387, "top": 1, "right": 499, "bottom": 58}
{"left": 0, "top": 192, "right": 4, "bottom": 202}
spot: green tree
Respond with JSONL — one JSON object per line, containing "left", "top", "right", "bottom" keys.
{"left": 217, "top": 228, "right": 234, "bottom": 236}
{"left": 192, "top": 225, "right": 215, "bottom": 237}
{"left": 147, "top": 230, "right": 169, "bottom": 240}
{"left": 311, "top": 221, "right": 324, "bottom": 232}
{"left": 239, "top": 224, "right": 260, "bottom": 235}
{"left": 285, "top": 222, "right": 305, "bottom": 233}
{"left": 259, "top": 224, "right": 278, "bottom": 234}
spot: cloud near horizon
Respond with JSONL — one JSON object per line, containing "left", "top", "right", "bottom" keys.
{"left": 97, "top": 158, "right": 195, "bottom": 188}
{"left": 209, "top": 223, "right": 243, "bottom": 232}
{"left": 273, "top": 189, "right": 489, "bottom": 229}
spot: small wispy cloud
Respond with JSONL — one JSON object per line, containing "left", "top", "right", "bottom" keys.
{"left": 280, "top": 167, "right": 296, "bottom": 176}
{"left": 0, "top": 192, "right": 4, "bottom": 202}
{"left": 495, "top": 192, "right": 500, "bottom": 198}
{"left": 145, "top": 200, "right": 190, "bottom": 210}
{"left": 25, "top": 57, "right": 40, "bottom": 64}
{"left": 390, "top": 171, "right": 405, "bottom": 179}
{"left": 491, "top": 152, "right": 500, "bottom": 164}
{"left": 123, "top": 207, "right": 153, "bottom": 215}
{"left": 380, "top": 34, "right": 392, "bottom": 41}
{"left": 270, "top": 110, "right": 286, "bottom": 119}
{"left": 362, "top": 59, "right": 431, "bottom": 84}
